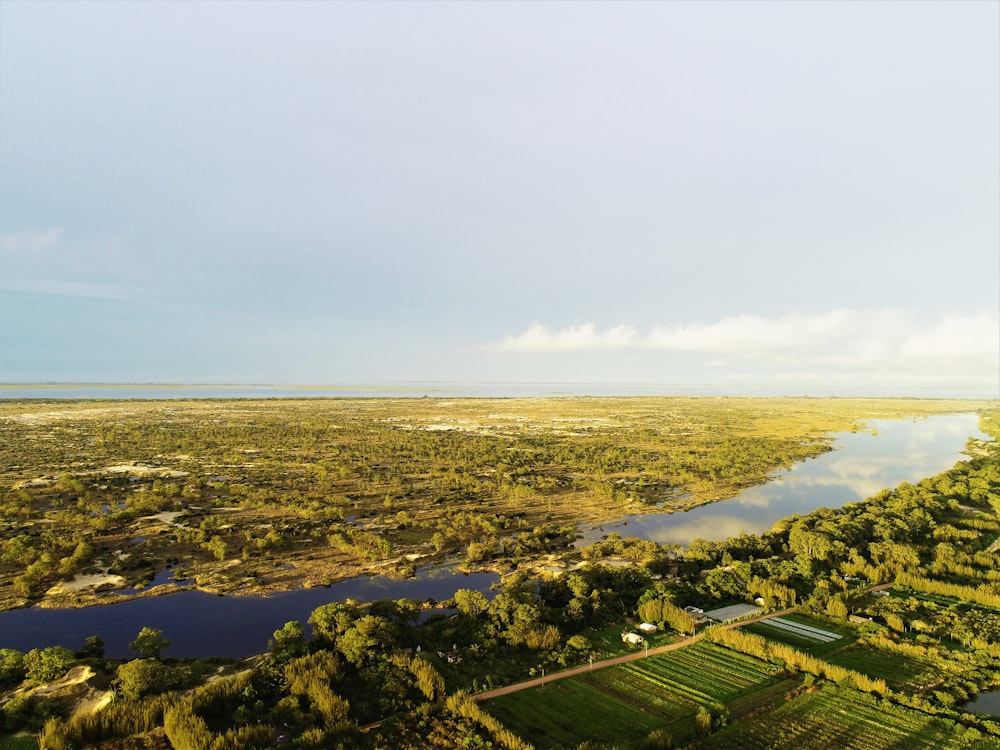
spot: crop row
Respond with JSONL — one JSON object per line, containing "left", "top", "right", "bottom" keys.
{"left": 670, "top": 642, "right": 778, "bottom": 683}
{"left": 690, "top": 684, "right": 969, "bottom": 750}
{"left": 589, "top": 670, "right": 696, "bottom": 719}
{"left": 484, "top": 677, "right": 665, "bottom": 748}
{"left": 825, "top": 645, "right": 936, "bottom": 689}
{"left": 633, "top": 649, "right": 774, "bottom": 697}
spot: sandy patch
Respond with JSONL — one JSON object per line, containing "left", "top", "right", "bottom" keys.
{"left": 139, "top": 510, "right": 187, "bottom": 526}
{"left": 32, "top": 665, "right": 94, "bottom": 697}
{"left": 104, "top": 464, "right": 189, "bottom": 478}
{"left": 47, "top": 573, "right": 126, "bottom": 595}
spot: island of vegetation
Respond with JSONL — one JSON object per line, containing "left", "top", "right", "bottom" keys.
{"left": 0, "top": 396, "right": 997, "bottom": 749}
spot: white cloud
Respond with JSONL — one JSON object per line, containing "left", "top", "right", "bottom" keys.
{"left": 494, "top": 322, "right": 641, "bottom": 352}
{"left": 489, "top": 309, "right": 1000, "bottom": 385}
{"left": 0, "top": 228, "right": 62, "bottom": 252}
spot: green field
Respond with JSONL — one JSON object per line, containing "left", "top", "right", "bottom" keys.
{"left": 688, "top": 683, "right": 987, "bottom": 750}
{"left": 0, "top": 737, "right": 38, "bottom": 750}
{"left": 825, "top": 643, "right": 946, "bottom": 691}
{"left": 484, "top": 641, "right": 786, "bottom": 748}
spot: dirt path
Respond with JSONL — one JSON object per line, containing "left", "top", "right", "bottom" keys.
{"left": 473, "top": 606, "right": 798, "bottom": 702}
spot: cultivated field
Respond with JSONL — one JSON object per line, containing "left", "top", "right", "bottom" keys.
{"left": 688, "top": 683, "right": 987, "bottom": 750}
{"left": 484, "top": 640, "right": 787, "bottom": 748}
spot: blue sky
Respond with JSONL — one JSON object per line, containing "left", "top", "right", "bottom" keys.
{"left": 1, "top": 1, "right": 998, "bottom": 396}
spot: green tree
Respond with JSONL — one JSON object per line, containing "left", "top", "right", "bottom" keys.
{"left": 454, "top": 588, "right": 490, "bottom": 617}
{"left": 270, "top": 620, "right": 307, "bottom": 661}
{"left": 130, "top": 627, "right": 170, "bottom": 660}
{"left": 338, "top": 615, "right": 394, "bottom": 666}
{"left": 0, "top": 648, "right": 25, "bottom": 686}
{"left": 115, "top": 658, "right": 170, "bottom": 700}
{"left": 308, "top": 602, "right": 361, "bottom": 643}
{"left": 78, "top": 635, "right": 105, "bottom": 659}
{"left": 24, "top": 646, "right": 75, "bottom": 682}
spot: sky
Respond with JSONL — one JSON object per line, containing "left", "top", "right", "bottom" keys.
{"left": 1, "top": 0, "right": 998, "bottom": 397}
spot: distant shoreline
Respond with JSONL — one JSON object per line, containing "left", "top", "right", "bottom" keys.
{"left": 1, "top": 382, "right": 997, "bottom": 400}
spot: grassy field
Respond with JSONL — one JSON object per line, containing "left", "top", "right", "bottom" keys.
{"left": 688, "top": 683, "right": 986, "bottom": 750}
{"left": 825, "top": 643, "right": 948, "bottom": 691}
{"left": 484, "top": 640, "right": 786, "bottom": 748}
{"left": 0, "top": 736, "right": 38, "bottom": 750}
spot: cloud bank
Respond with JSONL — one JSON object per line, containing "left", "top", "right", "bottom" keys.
{"left": 490, "top": 310, "right": 999, "bottom": 382}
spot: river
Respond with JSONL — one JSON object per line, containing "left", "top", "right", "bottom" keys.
{"left": 579, "top": 413, "right": 988, "bottom": 546}
{"left": 0, "top": 412, "right": 986, "bottom": 658}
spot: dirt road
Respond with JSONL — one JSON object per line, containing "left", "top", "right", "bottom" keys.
{"left": 473, "top": 606, "right": 798, "bottom": 701}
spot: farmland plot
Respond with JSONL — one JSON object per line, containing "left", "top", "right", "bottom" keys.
{"left": 484, "top": 642, "right": 783, "bottom": 748}
{"left": 745, "top": 613, "right": 853, "bottom": 653}
{"left": 825, "top": 644, "right": 948, "bottom": 691}
{"left": 688, "top": 683, "right": 976, "bottom": 750}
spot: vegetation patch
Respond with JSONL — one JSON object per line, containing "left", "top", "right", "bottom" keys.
{"left": 484, "top": 641, "right": 784, "bottom": 748}
{"left": 688, "top": 683, "right": 987, "bottom": 750}
{"left": 0, "top": 737, "right": 38, "bottom": 750}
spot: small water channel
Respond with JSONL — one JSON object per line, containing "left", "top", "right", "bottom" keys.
{"left": 0, "top": 412, "right": 986, "bottom": 658}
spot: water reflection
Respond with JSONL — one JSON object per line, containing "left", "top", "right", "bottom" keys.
{"left": 0, "top": 567, "right": 499, "bottom": 659}
{"left": 965, "top": 690, "right": 1000, "bottom": 716}
{"left": 579, "top": 413, "right": 987, "bottom": 547}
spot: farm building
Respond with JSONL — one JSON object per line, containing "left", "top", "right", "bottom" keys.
{"left": 621, "top": 631, "right": 644, "bottom": 645}
{"left": 637, "top": 622, "right": 657, "bottom": 634}
{"left": 703, "top": 603, "right": 762, "bottom": 623}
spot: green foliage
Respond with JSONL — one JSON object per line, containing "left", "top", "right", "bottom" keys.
{"left": 114, "top": 658, "right": 170, "bottom": 700}
{"left": 269, "top": 620, "right": 307, "bottom": 661}
{"left": 0, "top": 649, "right": 25, "bottom": 687}
{"left": 129, "top": 626, "right": 170, "bottom": 659}
{"left": 23, "top": 646, "right": 74, "bottom": 683}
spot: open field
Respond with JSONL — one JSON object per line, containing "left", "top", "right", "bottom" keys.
{"left": 825, "top": 644, "right": 947, "bottom": 691}
{"left": 484, "top": 640, "right": 787, "bottom": 748}
{"left": 688, "top": 683, "right": 986, "bottom": 750}
{"left": 0, "top": 396, "right": 984, "bottom": 611}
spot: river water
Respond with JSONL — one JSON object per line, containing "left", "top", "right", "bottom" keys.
{"left": 579, "top": 413, "right": 988, "bottom": 547}
{"left": 0, "top": 413, "right": 986, "bottom": 658}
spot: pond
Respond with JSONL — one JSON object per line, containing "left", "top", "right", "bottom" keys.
{"left": 578, "top": 413, "right": 988, "bottom": 547}
{"left": 0, "top": 412, "right": 986, "bottom": 659}
{"left": 965, "top": 689, "right": 1000, "bottom": 716}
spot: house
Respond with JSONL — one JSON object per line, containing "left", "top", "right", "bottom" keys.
{"left": 621, "top": 631, "right": 644, "bottom": 645}
{"left": 637, "top": 622, "right": 657, "bottom": 634}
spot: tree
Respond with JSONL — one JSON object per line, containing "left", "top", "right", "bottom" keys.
{"left": 78, "top": 635, "right": 105, "bottom": 659}
{"left": 24, "top": 646, "right": 75, "bottom": 683}
{"left": 130, "top": 627, "right": 170, "bottom": 660}
{"left": 270, "top": 620, "right": 307, "bottom": 661}
{"left": 115, "top": 658, "right": 169, "bottom": 700}
{"left": 0, "top": 648, "right": 25, "bottom": 686}
{"left": 454, "top": 588, "right": 489, "bottom": 618}
{"left": 338, "top": 615, "right": 394, "bottom": 666}
{"left": 308, "top": 602, "right": 361, "bottom": 643}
